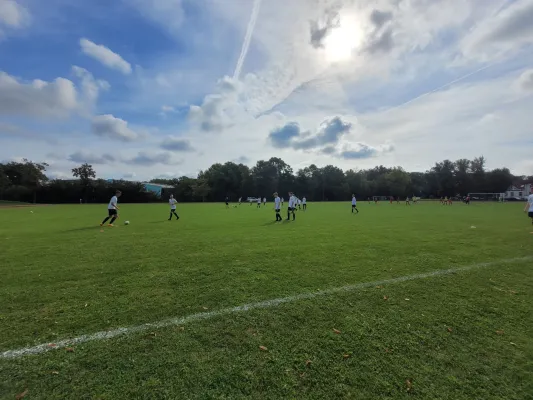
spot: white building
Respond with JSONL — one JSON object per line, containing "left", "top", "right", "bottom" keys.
{"left": 503, "top": 184, "right": 531, "bottom": 200}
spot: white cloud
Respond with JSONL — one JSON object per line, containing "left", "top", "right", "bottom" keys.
{"left": 79, "top": 38, "right": 132, "bottom": 75}
{"left": 0, "top": 68, "right": 107, "bottom": 118}
{"left": 459, "top": 0, "right": 533, "bottom": 61}
{"left": 72, "top": 66, "right": 110, "bottom": 114}
{"left": 91, "top": 114, "right": 139, "bottom": 142}
{"left": 46, "top": 171, "right": 71, "bottom": 180}
{"left": 0, "top": 71, "right": 78, "bottom": 117}
{"left": 127, "top": 0, "right": 185, "bottom": 36}
{"left": 515, "top": 69, "right": 533, "bottom": 92}
{"left": 0, "top": 0, "right": 30, "bottom": 35}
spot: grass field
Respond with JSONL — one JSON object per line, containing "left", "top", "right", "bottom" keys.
{"left": 1, "top": 201, "right": 532, "bottom": 399}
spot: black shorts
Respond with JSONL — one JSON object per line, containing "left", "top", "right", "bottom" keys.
{"left": 108, "top": 209, "right": 117, "bottom": 216}
{"left": 528, "top": 212, "right": 533, "bottom": 218}
{"left": 225, "top": 202, "right": 229, "bottom": 205}
{"left": 288, "top": 207, "right": 293, "bottom": 211}
{"left": 275, "top": 209, "right": 280, "bottom": 212}
{"left": 352, "top": 204, "right": 356, "bottom": 208}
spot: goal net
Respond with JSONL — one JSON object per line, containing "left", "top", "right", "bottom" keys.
{"left": 467, "top": 193, "right": 505, "bottom": 201}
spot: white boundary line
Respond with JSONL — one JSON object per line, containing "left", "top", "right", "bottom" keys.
{"left": 1, "top": 256, "right": 531, "bottom": 360}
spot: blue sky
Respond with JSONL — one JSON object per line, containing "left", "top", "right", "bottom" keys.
{"left": 1, "top": 0, "right": 532, "bottom": 180}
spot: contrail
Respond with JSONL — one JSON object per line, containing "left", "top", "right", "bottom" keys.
{"left": 233, "top": 0, "right": 262, "bottom": 80}
{"left": 382, "top": 62, "right": 497, "bottom": 114}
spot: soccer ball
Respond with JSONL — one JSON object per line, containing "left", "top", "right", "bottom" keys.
{"left": 124, "top": 221, "right": 130, "bottom": 225}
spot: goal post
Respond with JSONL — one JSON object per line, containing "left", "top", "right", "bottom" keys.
{"left": 467, "top": 193, "right": 505, "bottom": 202}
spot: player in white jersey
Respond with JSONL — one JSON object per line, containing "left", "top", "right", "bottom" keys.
{"left": 297, "top": 198, "right": 302, "bottom": 209}
{"left": 257, "top": 197, "right": 261, "bottom": 208}
{"left": 281, "top": 197, "right": 284, "bottom": 206}
{"left": 101, "top": 190, "right": 122, "bottom": 226}
{"left": 168, "top": 194, "right": 179, "bottom": 220}
{"left": 263, "top": 197, "right": 267, "bottom": 206}
{"left": 524, "top": 188, "right": 533, "bottom": 226}
{"left": 351, "top": 194, "right": 359, "bottom": 214}
{"left": 287, "top": 192, "right": 296, "bottom": 221}
{"left": 273, "top": 192, "right": 282, "bottom": 221}
{"left": 302, "top": 196, "right": 307, "bottom": 210}
{"left": 238, "top": 197, "right": 242, "bottom": 205}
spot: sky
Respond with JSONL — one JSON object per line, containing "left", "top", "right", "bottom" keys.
{"left": 0, "top": 0, "right": 532, "bottom": 181}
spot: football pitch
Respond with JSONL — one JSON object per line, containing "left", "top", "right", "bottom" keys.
{"left": 1, "top": 201, "right": 532, "bottom": 399}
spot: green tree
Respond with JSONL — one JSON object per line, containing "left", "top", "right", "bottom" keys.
{"left": 0, "top": 165, "right": 10, "bottom": 200}
{"left": 72, "top": 163, "right": 96, "bottom": 203}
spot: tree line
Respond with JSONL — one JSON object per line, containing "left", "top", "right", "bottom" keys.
{"left": 0, "top": 156, "right": 529, "bottom": 204}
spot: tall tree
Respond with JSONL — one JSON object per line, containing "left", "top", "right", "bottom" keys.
{"left": 72, "top": 163, "right": 96, "bottom": 203}
{"left": 0, "top": 166, "right": 10, "bottom": 200}
{"left": 470, "top": 156, "right": 486, "bottom": 192}
{"left": 454, "top": 159, "right": 472, "bottom": 196}
{"left": 4, "top": 159, "right": 48, "bottom": 203}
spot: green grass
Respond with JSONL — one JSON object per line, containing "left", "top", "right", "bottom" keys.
{"left": 0, "top": 201, "right": 532, "bottom": 399}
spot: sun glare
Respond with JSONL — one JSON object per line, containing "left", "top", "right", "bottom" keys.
{"left": 323, "top": 16, "right": 361, "bottom": 63}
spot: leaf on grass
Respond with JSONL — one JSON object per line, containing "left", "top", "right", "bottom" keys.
{"left": 496, "top": 330, "right": 504, "bottom": 335}
{"left": 47, "top": 343, "right": 56, "bottom": 348}
{"left": 259, "top": 345, "right": 268, "bottom": 351}
{"left": 376, "top": 285, "right": 383, "bottom": 289}
{"left": 305, "top": 359, "right": 312, "bottom": 367}
{"left": 66, "top": 347, "right": 74, "bottom": 352}
{"left": 333, "top": 329, "right": 341, "bottom": 334}
{"left": 405, "top": 298, "right": 410, "bottom": 301}
{"left": 15, "top": 389, "right": 28, "bottom": 399}
{"left": 202, "top": 307, "right": 208, "bottom": 310}
{"left": 383, "top": 296, "right": 389, "bottom": 301}
{"left": 510, "top": 342, "right": 517, "bottom": 346}
{"left": 406, "top": 378, "right": 413, "bottom": 392}
{"left": 343, "top": 354, "right": 350, "bottom": 359}
{"left": 51, "top": 371, "right": 59, "bottom": 375}
{"left": 447, "top": 327, "right": 453, "bottom": 333}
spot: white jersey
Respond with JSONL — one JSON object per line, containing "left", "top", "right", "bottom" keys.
{"left": 238, "top": 197, "right": 242, "bottom": 202}
{"left": 169, "top": 198, "right": 177, "bottom": 209}
{"left": 297, "top": 199, "right": 301, "bottom": 205}
{"left": 263, "top": 198, "right": 266, "bottom": 203}
{"left": 274, "top": 196, "right": 281, "bottom": 209}
{"left": 289, "top": 195, "right": 297, "bottom": 208}
{"left": 257, "top": 198, "right": 261, "bottom": 203}
{"left": 528, "top": 194, "right": 533, "bottom": 212}
{"left": 302, "top": 197, "right": 306, "bottom": 204}
{"left": 352, "top": 197, "right": 356, "bottom": 205}
{"left": 108, "top": 195, "right": 118, "bottom": 210}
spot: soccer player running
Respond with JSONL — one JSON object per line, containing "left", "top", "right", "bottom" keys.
{"left": 101, "top": 190, "right": 121, "bottom": 227}
{"left": 263, "top": 197, "right": 267, "bottom": 207}
{"left": 351, "top": 194, "right": 359, "bottom": 214}
{"left": 273, "top": 192, "right": 282, "bottom": 221}
{"left": 238, "top": 197, "right": 242, "bottom": 205}
{"left": 257, "top": 197, "right": 261, "bottom": 208}
{"left": 225, "top": 196, "right": 230, "bottom": 208}
{"left": 524, "top": 188, "right": 533, "bottom": 227}
{"left": 302, "top": 196, "right": 307, "bottom": 210}
{"left": 168, "top": 194, "right": 179, "bottom": 220}
{"left": 287, "top": 192, "right": 296, "bottom": 221}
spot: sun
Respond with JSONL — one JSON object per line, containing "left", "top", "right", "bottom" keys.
{"left": 323, "top": 16, "right": 362, "bottom": 63}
